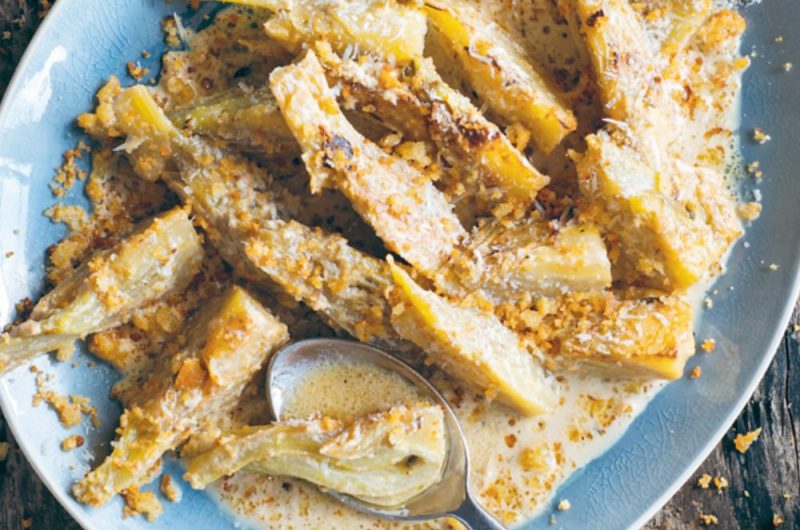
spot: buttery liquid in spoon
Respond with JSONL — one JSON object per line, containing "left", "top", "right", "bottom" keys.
{"left": 279, "top": 356, "right": 429, "bottom": 422}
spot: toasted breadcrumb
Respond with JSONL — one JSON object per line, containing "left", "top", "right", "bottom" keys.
{"left": 394, "top": 141, "right": 432, "bottom": 167}
{"left": 162, "top": 17, "right": 181, "bottom": 48}
{"left": 713, "top": 476, "right": 728, "bottom": 490}
{"left": 160, "top": 474, "right": 182, "bottom": 503}
{"left": 737, "top": 202, "right": 762, "bottom": 221}
{"left": 557, "top": 499, "right": 571, "bottom": 511}
{"left": 699, "top": 513, "right": 719, "bottom": 526}
{"left": 753, "top": 127, "right": 771, "bottom": 144}
{"left": 519, "top": 445, "right": 553, "bottom": 473}
{"left": 33, "top": 373, "right": 99, "bottom": 428}
{"left": 506, "top": 123, "right": 531, "bottom": 152}
{"left": 122, "top": 487, "right": 163, "bottom": 522}
{"left": 782, "top": 63, "right": 792, "bottom": 72}
{"left": 379, "top": 133, "right": 403, "bottom": 149}
{"left": 746, "top": 160, "right": 763, "bottom": 179}
{"left": 22, "top": 518, "right": 32, "bottom": 529}
{"left": 697, "top": 474, "right": 712, "bottom": 489}
{"left": 33, "top": 373, "right": 81, "bottom": 427}
{"left": 0, "top": 441, "right": 9, "bottom": 461}
{"left": 71, "top": 395, "right": 101, "bottom": 428}
{"left": 55, "top": 342, "right": 76, "bottom": 363}
{"left": 701, "top": 339, "right": 717, "bottom": 353}
{"left": 689, "top": 366, "right": 702, "bottom": 379}
{"left": 773, "top": 514, "right": 785, "bottom": 527}
{"left": 734, "top": 428, "right": 762, "bottom": 453}
{"left": 50, "top": 142, "right": 90, "bottom": 197}
{"left": 127, "top": 61, "right": 150, "bottom": 81}
{"left": 61, "top": 434, "right": 85, "bottom": 452}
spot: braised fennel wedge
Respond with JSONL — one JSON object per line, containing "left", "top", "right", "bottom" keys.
{"left": 389, "top": 261, "right": 558, "bottom": 416}
{"left": 207, "top": 0, "right": 426, "bottom": 63}
{"left": 0, "top": 206, "right": 203, "bottom": 375}
{"left": 73, "top": 286, "right": 289, "bottom": 506}
{"left": 184, "top": 403, "right": 447, "bottom": 508}
{"left": 270, "top": 50, "right": 467, "bottom": 277}
{"left": 103, "top": 84, "right": 409, "bottom": 352}
{"left": 424, "top": 0, "right": 577, "bottom": 154}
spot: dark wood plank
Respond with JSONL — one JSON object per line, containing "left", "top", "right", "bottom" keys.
{"left": 0, "top": 2, "right": 796, "bottom": 530}
{"left": 645, "top": 304, "right": 800, "bottom": 530}
{"left": 645, "top": 316, "right": 800, "bottom": 530}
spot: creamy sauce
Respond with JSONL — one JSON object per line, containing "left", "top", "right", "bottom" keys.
{"left": 212, "top": 368, "right": 661, "bottom": 529}
{"left": 279, "top": 357, "right": 428, "bottom": 422}
{"left": 175, "top": 2, "right": 747, "bottom": 528}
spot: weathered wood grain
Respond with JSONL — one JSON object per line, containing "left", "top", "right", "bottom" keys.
{"left": 0, "top": 1, "right": 797, "bottom": 529}
{"left": 644, "top": 306, "right": 800, "bottom": 530}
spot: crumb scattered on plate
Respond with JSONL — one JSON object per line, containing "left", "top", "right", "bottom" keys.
{"left": 61, "top": 434, "right": 85, "bottom": 452}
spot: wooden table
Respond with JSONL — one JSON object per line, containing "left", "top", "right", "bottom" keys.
{"left": 0, "top": 1, "right": 797, "bottom": 529}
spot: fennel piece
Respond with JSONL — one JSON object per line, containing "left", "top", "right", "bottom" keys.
{"left": 169, "top": 87, "right": 298, "bottom": 157}
{"left": 576, "top": 131, "right": 739, "bottom": 291}
{"left": 0, "top": 206, "right": 203, "bottom": 374}
{"left": 270, "top": 51, "right": 466, "bottom": 277}
{"left": 543, "top": 291, "right": 695, "bottom": 380}
{"left": 389, "top": 262, "right": 558, "bottom": 416}
{"left": 424, "top": 0, "right": 576, "bottom": 154}
{"left": 110, "top": 85, "right": 406, "bottom": 350}
{"left": 558, "top": 0, "right": 672, "bottom": 141}
{"left": 316, "top": 44, "right": 549, "bottom": 219}
{"left": 184, "top": 403, "right": 447, "bottom": 507}
{"left": 660, "top": 0, "right": 713, "bottom": 56}
{"left": 440, "top": 220, "right": 612, "bottom": 302}
{"left": 212, "top": 0, "right": 426, "bottom": 63}
{"left": 73, "top": 286, "right": 289, "bottom": 506}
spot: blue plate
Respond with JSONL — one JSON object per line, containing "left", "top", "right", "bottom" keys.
{"left": 0, "top": 1, "right": 798, "bottom": 529}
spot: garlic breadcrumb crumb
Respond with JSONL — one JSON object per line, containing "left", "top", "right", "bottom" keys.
{"left": 734, "top": 428, "right": 762, "bottom": 454}
{"left": 61, "top": 434, "right": 85, "bottom": 451}
{"left": 753, "top": 127, "right": 771, "bottom": 144}
{"left": 160, "top": 474, "right": 182, "bottom": 503}
{"left": 122, "top": 487, "right": 163, "bottom": 522}
{"left": 736, "top": 201, "right": 762, "bottom": 222}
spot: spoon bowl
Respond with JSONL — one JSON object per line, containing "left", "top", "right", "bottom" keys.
{"left": 266, "top": 338, "right": 504, "bottom": 529}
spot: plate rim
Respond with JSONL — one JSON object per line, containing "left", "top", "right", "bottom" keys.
{"left": 0, "top": 2, "right": 797, "bottom": 530}
{"left": 0, "top": 0, "right": 97, "bottom": 527}
{"left": 630, "top": 276, "right": 800, "bottom": 529}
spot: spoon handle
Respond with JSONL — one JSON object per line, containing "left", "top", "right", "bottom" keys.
{"left": 451, "top": 494, "right": 505, "bottom": 530}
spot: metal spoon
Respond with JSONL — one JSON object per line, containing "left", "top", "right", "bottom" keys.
{"left": 266, "top": 338, "right": 505, "bottom": 530}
